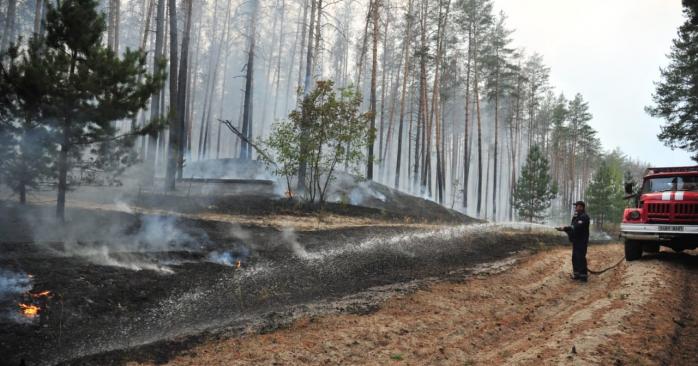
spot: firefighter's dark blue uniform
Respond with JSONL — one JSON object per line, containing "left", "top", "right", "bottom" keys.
{"left": 564, "top": 211, "right": 590, "bottom": 280}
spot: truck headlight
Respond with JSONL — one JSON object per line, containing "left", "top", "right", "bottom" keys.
{"left": 629, "top": 211, "right": 641, "bottom": 220}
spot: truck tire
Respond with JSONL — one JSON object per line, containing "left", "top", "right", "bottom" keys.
{"left": 625, "top": 239, "right": 642, "bottom": 261}
{"left": 643, "top": 242, "right": 660, "bottom": 253}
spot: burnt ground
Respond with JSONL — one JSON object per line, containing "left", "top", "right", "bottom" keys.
{"left": 154, "top": 245, "right": 698, "bottom": 366}
{"left": 0, "top": 200, "right": 561, "bottom": 366}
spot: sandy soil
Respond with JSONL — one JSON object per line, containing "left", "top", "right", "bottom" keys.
{"left": 133, "top": 245, "right": 698, "bottom": 366}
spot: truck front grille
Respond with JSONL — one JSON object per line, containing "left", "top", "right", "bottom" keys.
{"left": 647, "top": 203, "right": 670, "bottom": 214}
{"left": 675, "top": 203, "right": 698, "bottom": 215}
{"left": 646, "top": 202, "right": 698, "bottom": 223}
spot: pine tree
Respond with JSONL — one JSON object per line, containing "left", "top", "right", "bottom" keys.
{"left": 41, "top": 0, "right": 164, "bottom": 220}
{"left": 647, "top": 1, "right": 698, "bottom": 161}
{"left": 512, "top": 145, "right": 557, "bottom": 223}
{"left": 566, "top": 93, "right": 594, "bottom": 206}
{"left": 0, "top": 39, "right": 56, "bottom": 203}
{"left": 585, "top": 160, "right": 624, "bottom": 229}
{"left": 482, "top": 11, "right": 515, "bottom": 220}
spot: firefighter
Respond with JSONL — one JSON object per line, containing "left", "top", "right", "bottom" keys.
{"left": 556, "top": 201, "right": 590, "bottom": 282}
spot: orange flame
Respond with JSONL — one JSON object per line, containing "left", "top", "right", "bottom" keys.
{"left": 29, "top": 290, "right": 52, "bottom": 299}
{"left": 235, "top": 260, "right": 242, "bottom": 269}
{"left": 19, "top": 303, "right": 40, "bottom": 318}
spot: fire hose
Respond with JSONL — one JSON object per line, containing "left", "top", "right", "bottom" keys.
{"left": 555, "top": 227, "right": 625, "bottom": 275}
{"left": 588, "top": 256, "right": 625, "bottom": 275}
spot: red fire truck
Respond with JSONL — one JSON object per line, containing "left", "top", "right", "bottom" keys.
{"left": 621, "top": 166, "right": 698, "bottom": 260}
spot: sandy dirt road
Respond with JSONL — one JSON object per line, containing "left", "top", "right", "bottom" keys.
{"left": 133, "top": 244, "right": 698, "bottom": 366}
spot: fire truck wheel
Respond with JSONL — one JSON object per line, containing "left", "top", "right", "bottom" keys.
{"left": 643, "top": 243, "right": 660, "bottom": 253}
{"left": 624, "top": 239, "right": 642, "bottom": 261}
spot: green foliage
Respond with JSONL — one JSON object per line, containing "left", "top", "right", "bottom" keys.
{"left": 40, "top": 0, "right": 165, "bottom": 147}
{"left": 264, "top": 80, "right": 371, "bottom": 205}
{"left": 482, "top": 12, "right": 516, "bottom": 102}
{"left": 390, "top": 353, "right": 404, "bottom": 361}
{"left": 0, "top": 0, "right": 164, "bottom": 216}
{"left": 585, "top": 161, "right": 625, "bottom": 228}
{"left": 512, "top": 146, "right": 557, "bottom": 223}
{"left": 646, "top": 2, "right": 698, "bottom": 161}
{"left": 0, "top": 37, "right": 57, "bottom": 201}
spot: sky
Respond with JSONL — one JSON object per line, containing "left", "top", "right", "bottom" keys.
{"left": 495, "top": 0, "right": 694, "bottom": 166}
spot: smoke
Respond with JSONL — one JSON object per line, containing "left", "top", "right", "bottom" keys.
{"left": 63, "top": 210, "right": 205, "bottom": 273}
{"left": 348, "top": 181, "right": 387, "bottom": 205}
{"left": 180, "top": 158, "right": 287, "bottom": 197}
{"left": 0, "top": 270, "right": 32, "bottom": 299}
{"left": 207, "top": 251, "right": 240, "bottom": 267}
{"left": 206, "top": 224, "right": 253, "bottom": 267}
{"left": 281, "top": 227, "right": 317, "bottom": 259}
{"left": 77, "top": 246, "right": 175, "bottom": 274}
{"left": 326, "top": 173, "right": 389, "bottom": 206}
{"left": 16, "top": 198, "right": 209, "bottom": 274}
{"left": 132, "top": 215, "right": 199, "bottom": 250}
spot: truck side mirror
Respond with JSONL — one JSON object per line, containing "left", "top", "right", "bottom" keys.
{"left": 624, "top": 182, "right": 634, "bottom": 195}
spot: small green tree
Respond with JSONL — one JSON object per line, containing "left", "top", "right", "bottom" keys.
{"left": 512, "top": 146, "right": 557, "bottom": 223}
{"left": 39, "top": 0, "right": 164, "bottom": 220}
{"left": 264, "top": 80, "right": 370, "bottom": 205}
{"left": 585, "top": 161, "right": 625, "bottom": 229}
{"left": 647, "top": 1, "right": 698, "bottom": 161}
{"left": 0, "top": 38, "right": 56, "bottom": 203}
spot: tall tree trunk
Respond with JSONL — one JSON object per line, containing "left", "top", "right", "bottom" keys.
{"left": 260, "top": 0, "right": 281, "bottom": 135}
{"left": 107, "top": 0, "right": 121, "bottom": 52}
{"left": 462, "top": 26, "right": 472, "bottom": 209}
{"left": 114, "top": 0, "right": 120, "bottom": 52}
{"left": 312, "top": 0, "right": 323, "bottom": 79}
{"left": 484, "top": 146, "right": 491, "bottom": 219}
{"left": 33, "top": 0, "right": 43, "bottom": 34}
{"left": 240, "top": 0, "right": 259, "bottom": 160}
{"left": 416, "top": 0, "right": 427, "bottom": 192}
{"left": 1, "top": 0, "right": 16, "bottom": 50}
{"left": 394, "top": 0, "right": 414, "bottom": 189}
{"left": 475, "top": 65, "right": 483, "bottom": 217}
{"left": 198, "top": 0, "right": 226, "bottom": 160}
{"left": 108, "top": 0, "right": 115, "bottom": 50}
{"left": 407, "top": 80, "right": 415, "bottom": 188}
{"left": 302, "top": 0, "right": 317, "bottom": 95}
{"left": 297, "top": 0, "right": 318, "bottom": 192}
{"left": 56, "top": 127, "right": 69, "bottom": 221}
{"left": 131, "top": 0, "right": 154, "bottom": 141}
{"left": 187, "top": 9, "right": 202, "bottom": 157}
{"left": 176, "top": 0, "right": 193, "bottom": 179}
{"left": 510, "top": 64, "right": 523, "bottom": 220}
{"left": 216, "top": 10, "right": 234, "bottom": 158}
{"left": 431, "top": 0, "right": 450, "bottom": 204}
{"left": 355, "top": 0, "right": 372, "bottom": 89}
{"left": 165, "top": 0, "right": 179, "bottom": 191}
{"left": 367, "top": 0, "right": 380, "bottom": 180}
{"left": 378, "top": 2, "right": 390, "bottom": 180}
{"left": 297, "top": 0, "right": 310, "bottom": 90}
{"left": 272, "top": 0, "right": 286, "bottom": 122}
{"left": 492, "top": 54, "right": 499, "bottom": 221}
{"left": 146, "top": 0, "right": 166, "bottom": 184}
{"left": 284, "top": 0, "right": 303, "bottom": 113}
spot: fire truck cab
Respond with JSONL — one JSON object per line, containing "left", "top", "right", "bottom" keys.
{"left": 620, "top": 166, "right": 698, "bottom": 260}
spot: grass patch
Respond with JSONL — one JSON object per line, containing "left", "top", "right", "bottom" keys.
{"left": 390, "top": 353, "right": 404, "bottom": 361}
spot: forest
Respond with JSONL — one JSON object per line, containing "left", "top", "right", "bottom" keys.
{"left": 0, "top": 0, "right": 647, "bottom": 224}
{"left": 5, "top": 2, "right": 698, "bottom": 365}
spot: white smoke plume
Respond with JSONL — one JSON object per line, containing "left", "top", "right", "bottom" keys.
{"left": 0, "top": 270, "right": 32, "bottom": 299}
{"left": 207, "top": 251, "right": 238, "bottom": 267}
{"left": 281, "top": 227, "right": 317, "bottom": 259}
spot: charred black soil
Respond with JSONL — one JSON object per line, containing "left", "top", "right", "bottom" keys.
{"left": 0, "top": 202, "right": 561, "bottom": 366}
